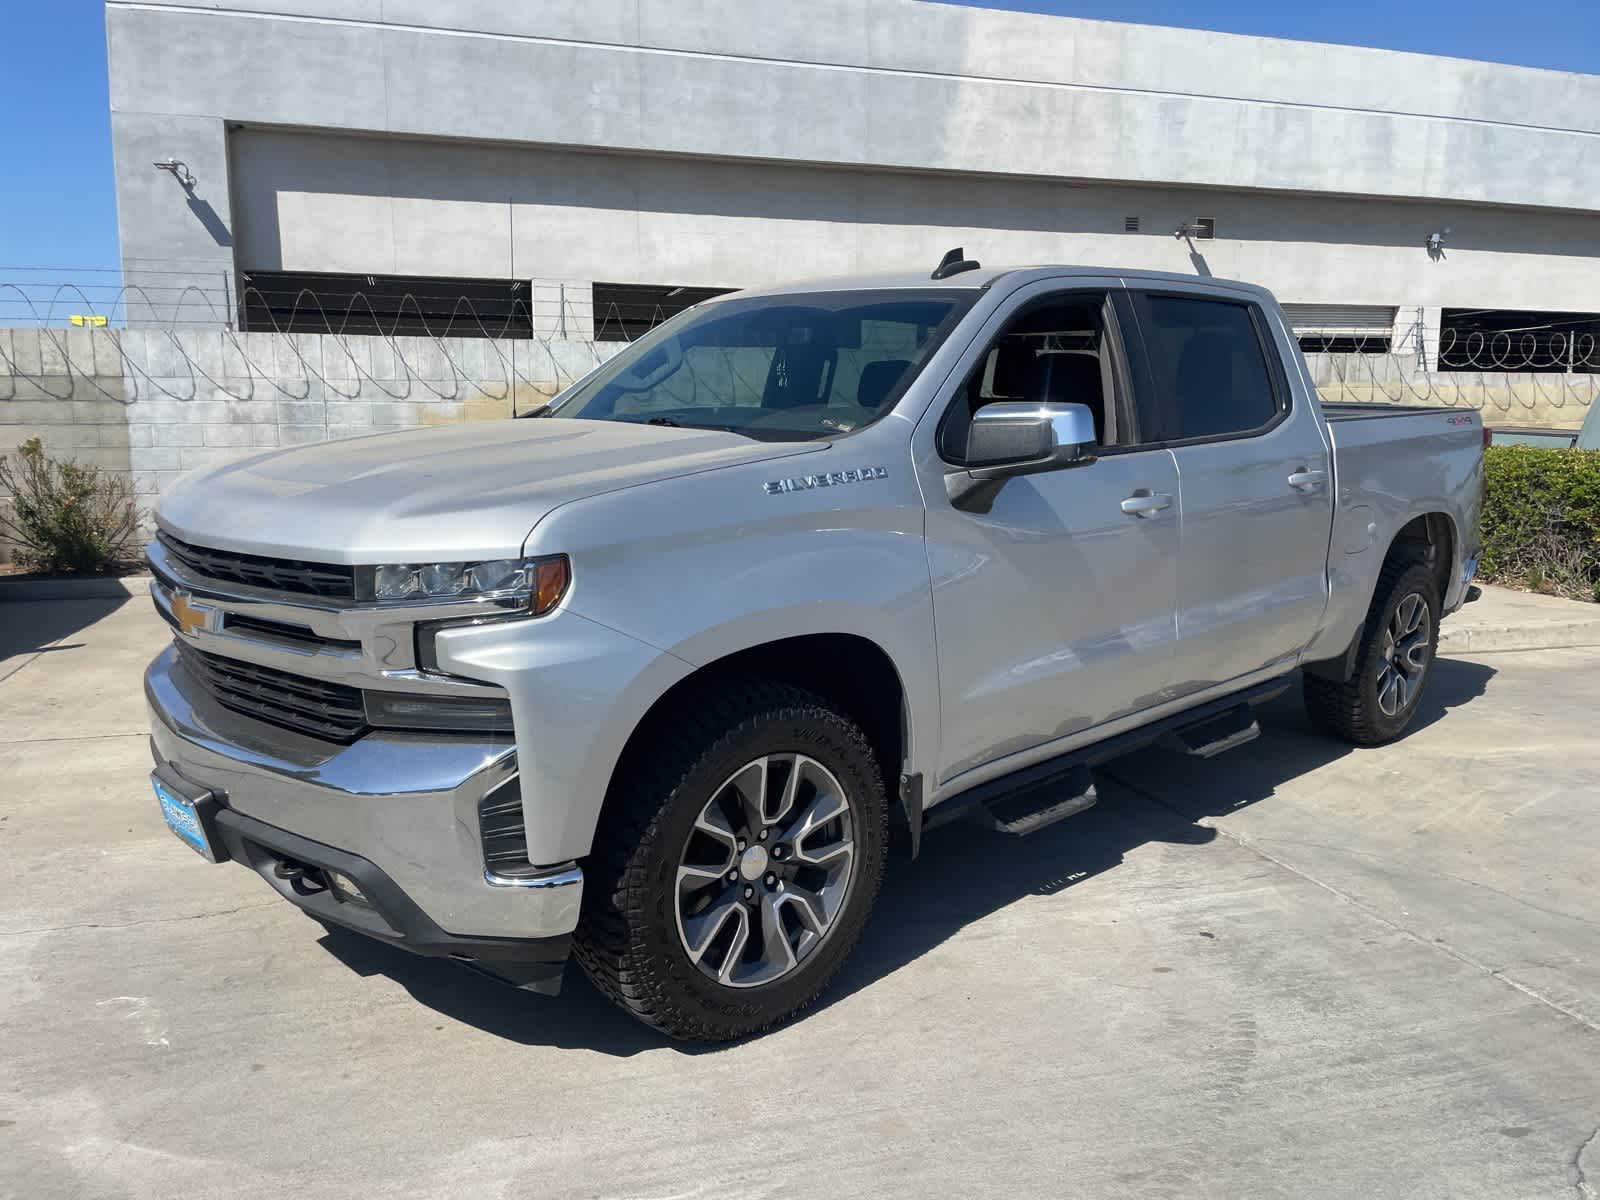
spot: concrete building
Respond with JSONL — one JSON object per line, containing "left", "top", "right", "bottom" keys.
{"left": 105, "top": 0, "right": 1600, "bottom": 368}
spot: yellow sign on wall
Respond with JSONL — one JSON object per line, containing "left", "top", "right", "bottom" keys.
{"left": 69, "top": 314, "right": 108, "bottom": 327}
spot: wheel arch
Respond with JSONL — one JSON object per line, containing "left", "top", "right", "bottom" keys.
{"left": 1307, "top": 509, "right": 1457, "bottom": 683}
{"left": 603, "top": 633, "right": 911, "bottom": 820}
{"left": 1386, "top": 511, "right": 1457, "bottom": 606}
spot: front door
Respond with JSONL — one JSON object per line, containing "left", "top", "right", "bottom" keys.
{"left": 917, "top": 283, "right": 1182, "bottom": 786}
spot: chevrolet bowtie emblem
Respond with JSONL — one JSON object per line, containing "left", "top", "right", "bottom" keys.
{"left": 171, "top": 590, "right": 214, "bottom": 636}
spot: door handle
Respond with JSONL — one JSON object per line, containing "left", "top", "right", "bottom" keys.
{"left": 1120, "top": 491, "right": 1173, "bottom": 518}
{"left": 1287, "top": 468, "right": 1328, "bottom": 492}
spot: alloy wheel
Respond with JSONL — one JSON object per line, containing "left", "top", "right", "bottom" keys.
{"left": 1376, "top": 591, "right": 1431, "bottom": 717}
{"left": 674, "top": 753, "right": 856, "bottom": 989}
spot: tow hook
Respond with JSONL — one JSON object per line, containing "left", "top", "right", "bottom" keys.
{"left": 271, "top": 856, "right": 328, "bottom": 896}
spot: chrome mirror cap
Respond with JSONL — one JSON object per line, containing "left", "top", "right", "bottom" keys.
{"left": 965, "top": 402, "right": 1098, "bottom": 478}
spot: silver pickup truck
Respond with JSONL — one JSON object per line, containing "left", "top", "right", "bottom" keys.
{"left": 144, "top": 260, "right": 1484, "bottom": 1040}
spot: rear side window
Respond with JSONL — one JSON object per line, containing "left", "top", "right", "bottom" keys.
{"left": 1130, "top": 295, "right": 1283, "bottom": 442}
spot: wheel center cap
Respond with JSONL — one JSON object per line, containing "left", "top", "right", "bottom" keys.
{"left": 738, "top": 845, "right": 770, "bottom": 882}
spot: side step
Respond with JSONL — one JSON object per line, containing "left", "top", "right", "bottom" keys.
{"left": 1160, "top": 703, "right": 1260, "bottom": 759}
{"left": 980, "top": 764, "right": 1098, "bottom": 836}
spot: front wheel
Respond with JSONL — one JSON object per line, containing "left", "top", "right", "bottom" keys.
{"left": 574, "top": 681, "right": 888, "bottom": 1041}
{"left": 1304, "top": 560, "right": 1441, "bottom": 746}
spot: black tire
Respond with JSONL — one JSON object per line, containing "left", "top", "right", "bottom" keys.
{"left": 573, "top": 680, "right": 889, "bottom": 1041}
{"left": 1304, "top": 560, "right": 1441, "bottom": 746}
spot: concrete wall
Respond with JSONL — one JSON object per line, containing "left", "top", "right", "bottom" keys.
{"left": 1, "top": 318, "right": 1594, "bottom": 558}
{"left": 106, "top": 0, "right": 1600, "bottom": 207}
{"left": 0, "top": 329, "right": 133, "bottom": 563}
{"left": 1307, "top": 353, "right": 1600, "bottom": 426}
{"left": 0, "top": 328, "right": 620, "bottom": 517}
{"left": 229, "top": 130, "right": 1600, "bottom": 316}
{"left": 106, "top": 0, "right": 1600, "bottom": 328}
{"left": 0, "top": 329, "right": 133, "bottom": 472}
{"left": 113, "top": 329, "right": 622, "bottom": 500}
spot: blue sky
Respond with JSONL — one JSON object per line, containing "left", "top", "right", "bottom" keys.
{"left": 0, "top": 0, "right": 1596, "bottom": 284}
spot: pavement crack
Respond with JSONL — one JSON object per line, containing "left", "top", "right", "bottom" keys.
{"left": 1575, "top": 1123, "right": 1599, "bottom": 1200}
{"left": 0, "top": 732, "right": 150, "bottom": 745}
{"left": 0, "top": 900, "right": 280, "bottom": 937}
{"left": 1246, "top": 833, "right": 1600, "bottom": 932}
{"left": 1103, "top": 767, "right": 1600, "bottom": 1037}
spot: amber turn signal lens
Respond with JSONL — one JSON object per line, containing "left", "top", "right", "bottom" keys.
{"left": 531, "top": 555, "right": 570, "bottom": 615}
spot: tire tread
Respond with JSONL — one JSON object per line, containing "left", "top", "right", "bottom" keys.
{"left": 1304, "top": 559, "right": 1438, "bottom": 746}
{"left": 573, "top": 679, "right": 886, "bottom": 1041}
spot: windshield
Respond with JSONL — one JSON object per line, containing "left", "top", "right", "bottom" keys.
{"left": 547, "top": 289, "right": 976, "bottom": 439}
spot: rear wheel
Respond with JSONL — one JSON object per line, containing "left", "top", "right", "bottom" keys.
{"left": 1304, "top": 560, "right": 1440, "bottom": 746}
{"left": 574, "top": 681, "right": 888, "bottom": 1041}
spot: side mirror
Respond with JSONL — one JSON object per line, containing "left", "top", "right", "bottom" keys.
{"left": 964, "top": 402, "right": 1098, "bottom": 478}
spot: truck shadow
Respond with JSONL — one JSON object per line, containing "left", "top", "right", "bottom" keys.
{"left": 315, "top": 657, "right": 1495, "bottom": 1056}
{"left": 826, "top": 656, "right": 1496, "bottom": 1011}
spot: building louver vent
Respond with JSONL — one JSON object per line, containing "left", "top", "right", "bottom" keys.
{"left": 1283, "top": 304, "right": 1397, "bottom": 354}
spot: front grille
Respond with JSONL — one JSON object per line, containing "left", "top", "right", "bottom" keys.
{"left": 175, "top": 642, "right": 369, "bottom": 742}
{"left": 223, "top": 612, "right": 362, "bottom": 653}
{"left": 158, "top": 532, "right": 355, "bottom": 600}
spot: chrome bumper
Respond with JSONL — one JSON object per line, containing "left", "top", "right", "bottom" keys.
{"left": 145, "top": 643, "right": 583, "bottom": 942}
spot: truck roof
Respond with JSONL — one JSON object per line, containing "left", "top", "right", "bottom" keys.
{"left": 729, "top": 265, "right": 1276, "bottom": 303}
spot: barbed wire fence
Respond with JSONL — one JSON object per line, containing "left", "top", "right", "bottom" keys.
{"left": 0, "top": 275, "right": 659, "bottom": 410}
{"left": 1, "top": 274, "right": 1596, "bottom": 421}
{"left": 1300, "top": 310, "right": 1597, "bottom": 419}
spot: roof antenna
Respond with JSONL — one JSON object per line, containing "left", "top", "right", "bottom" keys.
{"left": 931, "top": 246, "right": 981, "bottom": 280}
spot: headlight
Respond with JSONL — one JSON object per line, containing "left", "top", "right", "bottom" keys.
{"left": 361, "top": 554, "right": 570, "bottom": 614}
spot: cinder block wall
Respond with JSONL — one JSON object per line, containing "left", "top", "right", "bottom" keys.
{"left": 0, "top": 328, "right": 134, "bottom": 471}
{"left": 1, "top": 323, "right": 1593, "bottom": 563}
{"left": 1305, "top": 352, "right": 1600, "bottom": 425}
{"left": 114, "top": 329, "right": 622, "bottom": 499}
{"left": 0, "top": 329, "right": 134, "bottom": 562}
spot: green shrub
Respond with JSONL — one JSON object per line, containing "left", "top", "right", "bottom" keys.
{"left": 1480, "top": 444, "right": 1600, "bottom": 602}
{"left": 0, "top": 438, "right": 139, "bottom": 574}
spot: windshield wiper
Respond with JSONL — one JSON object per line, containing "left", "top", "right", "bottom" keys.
{"left": 632, "top": 414, "right": 759, "bottom": 438}
{"left": 515, "top": 403, "right": 552, "bottom": 418}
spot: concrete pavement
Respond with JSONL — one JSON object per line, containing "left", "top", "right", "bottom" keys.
{"left": 2, "top": 596, "right": 1598, "bottom": 1200}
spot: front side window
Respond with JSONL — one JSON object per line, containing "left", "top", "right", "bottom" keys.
{"left": 549, "top": 290, "right": 975, "bottom": 441}
{"left": 1131, "top": 295, "right": 1283, "bottom": 442}
{"left": 940, "top": 293, "right": 1118, "bottom": 461}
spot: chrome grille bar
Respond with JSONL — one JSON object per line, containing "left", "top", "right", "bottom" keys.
{"left": 157, "top": 531, "right": 355, "bottom": 601}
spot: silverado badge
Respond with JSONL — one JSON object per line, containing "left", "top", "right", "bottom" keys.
{"left": 763, "top": 466, "right": 888, "bottom": 495}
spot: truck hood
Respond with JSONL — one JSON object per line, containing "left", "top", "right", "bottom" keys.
{"left": 156, "top": 418, "right": 820, "bottom": 562}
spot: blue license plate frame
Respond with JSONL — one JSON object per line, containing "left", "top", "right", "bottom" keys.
{"left": 153, "top": 772, "right": 223, "bottom": 862}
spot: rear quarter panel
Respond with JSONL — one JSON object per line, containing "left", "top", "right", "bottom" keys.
{"left": 1302, "top": 410, "right": 1484, "bottom": 662}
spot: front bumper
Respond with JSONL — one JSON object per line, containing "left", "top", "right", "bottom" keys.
{"left": 146, "top": 644, "right": 583, "bottom": 989}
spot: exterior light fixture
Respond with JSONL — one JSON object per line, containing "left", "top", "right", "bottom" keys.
{"left": 153, "top": 158, "right": 197, "bottom": 189}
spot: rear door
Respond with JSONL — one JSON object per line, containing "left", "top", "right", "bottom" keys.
{"left": 1123, "top": 288, "right": 1334, "bottom": 691}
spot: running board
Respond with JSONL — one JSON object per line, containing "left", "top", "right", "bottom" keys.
{"left": 919, "top": 674, "right": 1294, "bottom": 841}
{"left": 981, "top": 764, "right": 1097, "bottom": 836}
{"left": 1160, "top": 703, "right": 1260, "bottom": 759}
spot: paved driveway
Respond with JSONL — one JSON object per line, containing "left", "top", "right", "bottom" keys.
{"left": 3, "top": 595, "right": 1597, "bottom": 1199}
